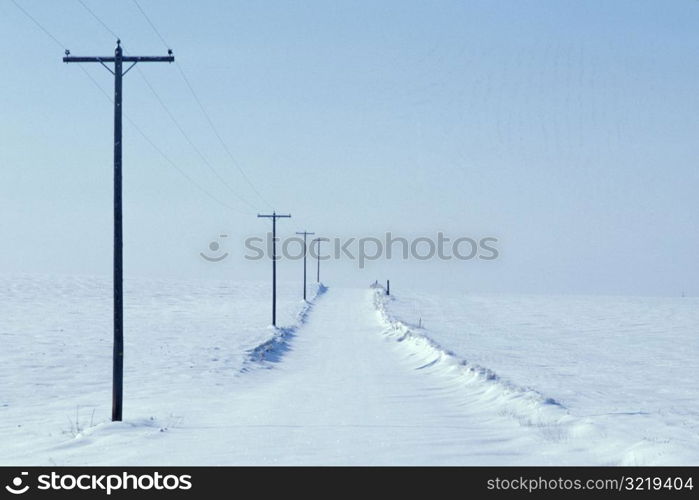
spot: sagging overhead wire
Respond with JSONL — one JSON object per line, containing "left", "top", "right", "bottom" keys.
{"left": 10, "top": 0, "right": 65, "bottom": 50}
{"left": 131, "top": 0, "right": 169, "bottom": 50}
{"left": 78, "top": 67, "right": 248, "bottom": 214}
{"left": 10, "top": 0, "right": 245, "bottom": 214}
{"left": 75, "top": 0, "right": 259, "bottom": 213}
{"left": 135, "top": 65, "right": 260, "bottom": 212}
{"left": 77, "top": 0, "right": 120, "bottom": 40}
{"left": 173, "top": 62, "right": 274, "bottom": 210}
{"left": 131, "top": 0, "right": 275, "bottom": 211}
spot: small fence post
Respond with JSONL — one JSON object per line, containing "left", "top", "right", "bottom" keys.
{"left": 386, "top": 279, "right": 390, "bottom": 296}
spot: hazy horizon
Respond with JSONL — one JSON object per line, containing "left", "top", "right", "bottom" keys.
{"left": 1, "top": 0, "right": 697, "bottom": 296}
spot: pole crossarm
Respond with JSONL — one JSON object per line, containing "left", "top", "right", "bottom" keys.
{"left": 63, "top": 55, "right": 174, "bottom": 63}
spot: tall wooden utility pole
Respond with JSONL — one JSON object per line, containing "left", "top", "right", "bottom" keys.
{"left": 63, "top": 40, "right": 174, "bottom": 422}
{"left": 312, "top": 238, "right": 323, "bottom": 283}
{"left": 258, "top": 212, "right": 292, "bottom": 326}
{"left": 296, "top": 231, "right": 316, "bottom": 300}
{"left": 295, "top": 231, "right": 315, "bottom": 301}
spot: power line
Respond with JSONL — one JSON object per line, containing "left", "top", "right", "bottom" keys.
{"left": 77, "top": 0, "right": 261, "bottom": 212}
{"left": 10, "top": 0, "right": 66, "bottom": 49}
{"left": 129, "top": 116, "right": 250, "bottom": 213}
{"left": 77, "top": 0, "right": 120, "bottom": 40}
{"left": 75, "top": 0, "right": 257, "bottom": 213}
{"left": 78, "top": 66, "right": 248, "bottom": 214}
{"left": 174, "top": 63, "right": 274, "bottom": 209}
{"left": 10, "top": 0, "right": 245, "bottom": 214}
{"left": 131, "top": 0, "right": 274, "bottom": 210}
{"left": 131, "top": 0, "right": 169, "bottom": 49}
{"left": 135, "top": 66, "right": 259, "bottom": 212}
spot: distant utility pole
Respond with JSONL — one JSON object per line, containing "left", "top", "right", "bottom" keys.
{"left": 63, "top": 40, "right": 174, "bottom": 422}
{"left": 312, "top": 238, "right": 322, "bottom": 283}
{"left": 258, "top": 212, "right": 292, "bottom": 326}
{"left": 295, "top": 231, "right": 315, "bottom": 301}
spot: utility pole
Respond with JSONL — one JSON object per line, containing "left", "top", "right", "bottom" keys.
{"left": 258, "top": 212, "right": 292, "bottom": 326}
{"left": 63, "top": 40, "right": 173, "bottom": 422}
{"left": 295, "top": 231, "right": 315, "bottom": 301}
{"left": 312, "top": 238, "right": 322, "bottom": 283}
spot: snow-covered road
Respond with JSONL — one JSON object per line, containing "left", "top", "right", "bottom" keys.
{"left": 38, "top": 287, "right": 605, "bottom": 465}
{"left": 5, "top": 283, "right": 688, "bottom": 465}
{"left": 188, "top": 286, "right": 569, "bottom": 465}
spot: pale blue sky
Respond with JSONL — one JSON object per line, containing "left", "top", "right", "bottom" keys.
{"left": 1, "top": 0, "right": 697, "bottom": 295}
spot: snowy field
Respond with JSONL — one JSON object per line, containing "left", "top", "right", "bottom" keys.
{"left": 379, "top": 288, "right": 699, "bottom": 464}
{"left": 0, "top": 274, "right": 311, "bottom": 465}
{"left": 1, "top": 275, "right": 697, "bottom": 465}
